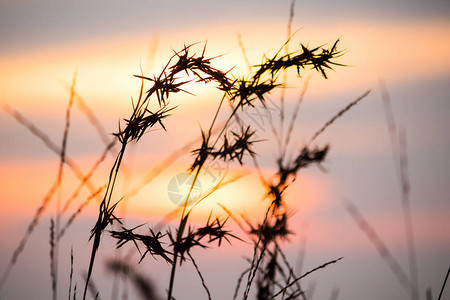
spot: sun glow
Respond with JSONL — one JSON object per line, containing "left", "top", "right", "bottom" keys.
{"left": 119, "top": 149, "right": 329, "bottom": 225}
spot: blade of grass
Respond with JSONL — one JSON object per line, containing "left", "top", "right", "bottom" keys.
{"left": 58, "top": 186, "right": 106, "bottom": 240}
{"left": 398, "top": 129, "right": 419, "bottom": 300}
{"left": 60, "top": 82, "right": 110, "bottom": 147}
{"left": 243, "top": 205, "right": 273, "bottom": 300}
{"left": 345, "top": 201, "right": 418, "bottom": 299}
{"left": 269, "top": 257, "right": 343, "bottom": 299}
{"left": 379, "top": 78, "right": 401, "bottom": 180}
{"left": 274, "top": 242, "right": 305, "bottom": 300}
{"left": 276, "top": 0, "right": 296, "bottom": 158}
{"left": 145, "top": 36, "right": 160, "bottom": 74}
{"left": 237, "top": 33, "right": 251, "bottom": 72}
{"left": 187, "top": 252, "right": 211, "bottom": 300}
{"left": 50, "top": 219, "right": 57, "bottom": 300}
{"left": 0, "top": 177, "right": 58, "bottom": 289}
{"left": 83, "top": 273, "right": 101, "bottom": 300}
{"left": 68, "top": 248, "right": 74, "bottom": 300}
{"left": 281, "top": 76, "right": 310, "bottom": 163}
{"left": 379, "top": 79, "right": 419, "bottom": 300}
{"left": 54, "top": 73, "right": 77, "bottom": 297}
{"left": 2, "top": 104, "right": 103, "bottom": 198}
{"left": 62, "top": 140, "right": 115, "bottom": 214}
{"left": 438, "top": 266, "right": 450, "bottom": 300}
{"left": 233, "top": 267, "right": 251, "bottom": 300}
{"left": 310, "top": 90, "right": 370, "bottom": 143}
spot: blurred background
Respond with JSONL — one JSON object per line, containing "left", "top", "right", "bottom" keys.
{"left": 0, "top": 1, "right": 449, "bottom": 299}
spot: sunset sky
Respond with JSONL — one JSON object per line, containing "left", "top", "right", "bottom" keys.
{"left": 1, "top": 1, "right": 449, "bottom": 299}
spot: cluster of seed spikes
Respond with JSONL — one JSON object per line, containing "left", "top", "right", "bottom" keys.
{"left": 79, "top": 38, "right": 354, "bottom": 300}
{"left": 233, "top": 144, "right": 332, "bottom": 300}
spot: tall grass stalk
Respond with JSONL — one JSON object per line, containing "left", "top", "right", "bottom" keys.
{"left": 50, "top": 219, "right": 57, "bottom": 300}
{"left": 68, "top": 248, "right": 74, "bottom": 300}
{"left": 346, "top": 201, "right": 418, "bottom": 298}
{"left": 438, "top": 266, "right": 450, "bottom": 300}
{"left": 379, "top": 79, "right": 419, "bottom": 300}
{"left": 54, "top": 72, "right": 77, "bottom": 299}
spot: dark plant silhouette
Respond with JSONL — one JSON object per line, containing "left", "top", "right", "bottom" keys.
{"left": 87, "top": 35, "right": 364, "bottom": 300}
{"left": 1, "top": 34, "right": 369, "bottom": 300}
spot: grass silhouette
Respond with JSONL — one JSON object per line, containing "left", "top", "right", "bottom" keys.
{"left": 1, "top": 36, "right": 356, "bottom": 299}
{"left": 1, "top": 2, "right": 448, "bottom": 300}
{"left": 79, "top": 34, "right": 355, "bottom": 299}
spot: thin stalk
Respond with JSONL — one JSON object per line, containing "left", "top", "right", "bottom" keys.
{"left": 346, "top": 201, "right": 418, "bottom": 299}
{"left": 167, "top": 253, "right": 179, "bottom": 300}
{"left": 380, "top": 80, "right": 419, "bottom": 300}
{"left": 55, "top": 74, "right": 77, "bottom": 298}
{"left": 276, "top": 0, "right": 296, "bottom": 157}
{"left": 68, "top": 248, "right": 74, "bottom": 300}
{"left": 281, "top": 76, "right": 310, "bottom": 161}
{"left": 83, "top": 140, "right": 128, "bottom": 300}
{"left": 438, "top": 266, "right": 450, "bottom": 300}
{"left": 188, "top": 252, "right": 212, "bottom": 300}
{"left": 269, "top": 257, "right": 343, "bottom": 300}
{"left": 399, "top": 129, "right": 419, "bottom": 300}
{"left": 310, "top": 90, "right": 370, "bottom": 143}
{"left": 243, "top": 206, "right": 273, "bottom": 300}
{"left": 167, "top": 166, "right": 203, "bottom": 300}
